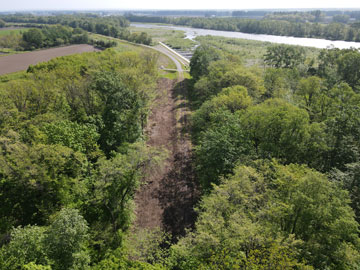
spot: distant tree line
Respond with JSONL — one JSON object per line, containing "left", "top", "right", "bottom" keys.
{"left": 0, "top": 14, "right": 152, "bottom": 45}
{"left": 21, "top": 26, "right": 90, "bottom": 50}
{"left": 127, "top": 14, "right": 360, "bottom": 41}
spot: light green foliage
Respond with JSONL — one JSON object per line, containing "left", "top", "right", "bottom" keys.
{"left": 23, "top": 262, "right": 52, "bottom": 270}
{"left": 191, "top": 85, "right": 252, "bottom": 141}
{"left": 192, "top": 59, "right": 264, "bottom": 106}
{"left": 295, "top": 76, "right": 324, "bottom": 120}
{"left": 45, "top": 208, "right": 90, "bottom": 270}
{"left": 0, "top": 226, "right": 48, "bottom": 268}
{"left": 172, "top": 162, "right": 360, "bottom": 270}
{"left": 0, "top": 29, "right": 23, "bottom": 50}
{"left": 241, "top": 99, "right": 311, "bottom": 163}
{"left": 0, "top": 47, "right": 159, "bottom": 268}
{"left": 42, "top": 120, "right": 100, "bottom": 155}
{"left": 196, "top": 35, "right": 320, "bottom": 67}
{"left": 0, "top": 131, "right": 87, "bottom": 232}
{"left": 124, "top": 228, "right": 171, "bottom": 265}
{"left": 93, "top": 253, "right": 166, "bottom": 270}
{"left": 1, "top": 209, "right": 90, "bottom": 270}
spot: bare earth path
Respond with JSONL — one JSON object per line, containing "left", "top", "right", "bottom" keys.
{"left": 134, "top": 48, "right": 199, "bottom": 238}
{"left": 0, "top": 44, "right": 98, "bottom": 75}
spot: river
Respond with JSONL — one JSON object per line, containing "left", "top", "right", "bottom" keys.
{"left": 131, "top": 23, "right": 360, "bottom": 50}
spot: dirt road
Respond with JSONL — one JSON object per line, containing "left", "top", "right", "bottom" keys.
{"left": 134, "top": 48, "right": 198, "bottom": 239}
{"left": 0, "top": 44, "right": 98, "bottom": 75}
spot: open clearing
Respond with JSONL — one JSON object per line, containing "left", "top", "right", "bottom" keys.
{"left": 0, "top": 44, "right": 98, "bottom": 75}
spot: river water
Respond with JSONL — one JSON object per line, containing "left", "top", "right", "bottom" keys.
{"left": 131, "top": 23, "right": 360, "bottom": 50}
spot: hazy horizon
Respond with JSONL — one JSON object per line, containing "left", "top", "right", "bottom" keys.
{"left": 2, "top": 0, "right": 360, "bottom": 12}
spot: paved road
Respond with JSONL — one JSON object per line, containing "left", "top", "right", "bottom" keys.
{"left": 152, "top": 45, "right": 185, "bottom": 81}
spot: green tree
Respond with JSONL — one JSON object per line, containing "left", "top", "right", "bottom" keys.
{"left": 195, "top": 109, "right": 252, "bottom": 192}
{"left": 0, "top": 226, "right": 48, "bottom": 269}
{"left": 22, "top": 28, "right": 45, "bottom": 49}
{"left": 191, "top": 85, "right": 252, "bottom": 142}
{"left": 45, "top": 208, "right": 90, "bottom": 270}
{"left": 172, "top": 162, "right": 360, "bottom": 270}
{"left": 0, "top": 131, "right": 87, "bottom": 232}
{"left": 240, "top": 99, "right": 311, "bottom": 163}
{"left": 337, "top": 50, "right": 360, "bottom": 91}
{"left": 264, "top": 44, "right": 305, "bottom": 69}
{"left": 190, "top": 45, "right": 223, "bottom": 81}
{"left": 42, "top": 120, "right": 100, "bottom": 156}
{"left": 0, "top": 19, "right": 5, "bottom": 28}
{"left": 91, "top": 71, "right": 142, "bottom": 156}
{"left": 84, "top": 143, "right": 163, "bottom": 254}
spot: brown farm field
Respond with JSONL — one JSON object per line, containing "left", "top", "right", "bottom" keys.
{"left": 0, "top": 44, "right": 99, "bottom": 75}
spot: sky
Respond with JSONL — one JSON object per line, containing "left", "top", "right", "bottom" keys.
{"left": 1, "top": 0, "right": 360, "bottom": 11}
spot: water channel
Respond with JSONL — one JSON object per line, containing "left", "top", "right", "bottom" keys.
{"left": 131, "top": 23, "right": 360, "bottom": 50}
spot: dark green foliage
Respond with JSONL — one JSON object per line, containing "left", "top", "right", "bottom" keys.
{"left": 22, "top": 25, "right": 90, "bottom": 50}
{"left": 317, "top": 47, "right": 360, "bottom": 90}
{"left": 0, "top": 19, "right": 6, "bottom": 28}
{"left": 190, "top": 45, "right": 223, "bottom": 81}
{"left": 195, "top": 109, "right": 252, "bottom": 191}
{"left": 264, "top": 44, "right": 306, "bottom": 69}
{"left": 22, "top": 28, "right": 45, "bottom": 49}
{"left": 91, "top": 71, "right": 142, "bottom": 155}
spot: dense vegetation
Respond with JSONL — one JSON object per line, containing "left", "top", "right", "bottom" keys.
{"left": 173, "top": 43, "right": 360, "bottom": 269}
{"left": 0, "top": 48, "right": 163, "bottom": 269}
{"left": 2, "top": 13, "right": 360, "bottom": 269}
{"left": 127, "top": 14, "right": 360, "bottom": 41}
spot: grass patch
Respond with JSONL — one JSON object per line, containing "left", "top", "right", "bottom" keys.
{"left": 160, "top": 70, "right": 178, "bottom": 80}
{"left": 0, "top": 28, "right": 25, "bottom": 36}
{"left": 0, "top": 70, "right": 27, "bottom": 85}
{"left": 196, "top": 35, "right": 320, "bottom": 66}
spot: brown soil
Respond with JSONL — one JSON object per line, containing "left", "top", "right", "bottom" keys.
{"left": 0, "top": 44, "right": 99, "bottom": 75}
{"left": 134, "top": 77, "right": 199, "bottom": 239}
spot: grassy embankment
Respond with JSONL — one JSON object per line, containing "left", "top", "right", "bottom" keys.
{"left": 129, "top": 26, "right": 197, "bottom": 50}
